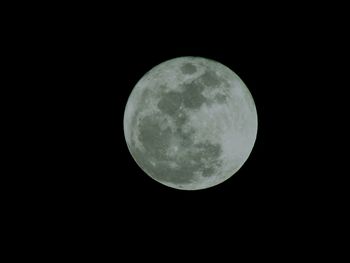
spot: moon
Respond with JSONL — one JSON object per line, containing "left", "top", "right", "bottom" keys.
{"left": 123, "top": 57, "right": 257, "bottom": 190}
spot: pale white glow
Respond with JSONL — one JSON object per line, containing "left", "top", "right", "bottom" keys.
{"left": 123, "top": 57, "right": 257, "bottom": 190}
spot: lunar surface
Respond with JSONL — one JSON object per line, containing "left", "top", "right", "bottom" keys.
{"left": 123, "top": 57, "right": 257, "bottom": 190}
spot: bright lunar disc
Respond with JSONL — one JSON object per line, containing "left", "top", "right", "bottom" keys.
{"left": 123, "top": 57, "right": 258, "bottom": 190}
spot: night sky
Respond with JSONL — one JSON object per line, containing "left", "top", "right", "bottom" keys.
{"left": 22, "top": 3, "right": 343, "bottom": 258}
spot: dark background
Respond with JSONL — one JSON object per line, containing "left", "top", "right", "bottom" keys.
{"left": 15, "top": 2, "right": 346, "bottom": 258}
{"left": 61, "top": 19, "right": 316, "bottom": 235}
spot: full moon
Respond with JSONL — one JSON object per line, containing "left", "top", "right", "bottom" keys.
{"left": 123, "top": 57, "right": 257, "bottom": 190}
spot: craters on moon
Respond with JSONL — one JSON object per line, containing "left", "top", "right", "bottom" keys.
{"left": 131, "top": 112, "right": 224, "bottom": 187}
{"left": 180, "top": 63, "right": 197, "bottom": 75}
{"left": 124, "top": 57, "right": 258, "bottom": 190}
{"left": 201, "top": 70, "right": 221, "bottom": 87}
{"left": 130, "top": 71, "right": 226, "bottom": 187}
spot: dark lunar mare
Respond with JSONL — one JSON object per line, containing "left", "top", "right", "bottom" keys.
{"left": 180, "top": 63, "right": 197, "bottom": 74}
{"left": 130, "top": 72, "right": 225, "bottom": 185}
{"left": 132, "top": 117, "right": 223, "bottom": 185}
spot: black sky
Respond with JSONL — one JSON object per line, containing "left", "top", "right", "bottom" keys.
{"left": 60, "top": 19, "right": 317, "bottom": 228}
{"left": 23, "top": 3, "right": 345, "bottom": 257}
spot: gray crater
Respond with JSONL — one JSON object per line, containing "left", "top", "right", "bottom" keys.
{"left": 182, "top": 81, "right": 207, "bottom": 109}
{"left": 157, "top": 80, "right": 208, "bottom": 114}
{"left": 201, "top": 70, "right": 221, "bottom": 87}
{"left": 215, "top": 93, "right": 227, "bottom": 104}
{"left": 180, "top": 63, "right": 197, "bottom": 74}
{"left": 157, "top": 91, "right": 182, "bottom": 115}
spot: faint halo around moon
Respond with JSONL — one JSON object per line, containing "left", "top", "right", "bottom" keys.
{"left": 123, "top": 56, "right": 257, "bottom": 190}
